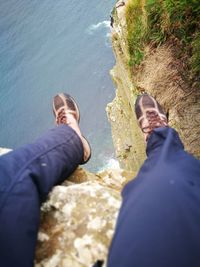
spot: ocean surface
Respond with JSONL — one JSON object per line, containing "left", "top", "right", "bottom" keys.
{"left": 0, "top": 0, "right": 118, "bottom": 172}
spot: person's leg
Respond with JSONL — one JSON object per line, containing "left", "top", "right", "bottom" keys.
{"left": 107, "top": 94, "right": 200, "bottom": 267}
{"left": 0, "top": 124, "right": 84, "bottom": 267}
{"left": 0, "top": 93, "right": 91, "bottom": 267}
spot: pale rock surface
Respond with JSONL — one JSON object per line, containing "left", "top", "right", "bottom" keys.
{"left": 35, "top": 167, "right": 135, "bottom": 267}
{"left": 0, "top": 147, "right": 12, "bottom": 156}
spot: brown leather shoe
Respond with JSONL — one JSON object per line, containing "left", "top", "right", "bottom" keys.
{"left": 53, "top": 93, "right": 91, "bottom": 164}
{"left": 135, "top": 93, "right": 168, "bottom": 141}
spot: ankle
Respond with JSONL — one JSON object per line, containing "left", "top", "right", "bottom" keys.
{"left": 63, "top": 113, "right": 82, "bottom": 138}
{"left": 63, "top": 114, "right": 91, "bottom": 163}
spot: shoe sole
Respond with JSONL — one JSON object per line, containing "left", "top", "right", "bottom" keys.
{"left": 53, "top": 93, "right": 80, "bottom": 123}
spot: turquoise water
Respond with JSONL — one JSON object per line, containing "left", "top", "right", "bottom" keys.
{"left": 0, "top": 0, "right": 117, "bottom": 171}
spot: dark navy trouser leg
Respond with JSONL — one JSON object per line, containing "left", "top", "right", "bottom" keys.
{"left": 0, "top": 125, "right": 84, "bottom": 267}
{"left": 107, "top": 127, "right": 200, "bottom": 267}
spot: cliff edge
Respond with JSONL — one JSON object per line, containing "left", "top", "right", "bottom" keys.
{"left": 107, "top": 0, "right": 200, "bottom": 172}
{"left": 0, "top": 147, "right": 134, "bottom": 267}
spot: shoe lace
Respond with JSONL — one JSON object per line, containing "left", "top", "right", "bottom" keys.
{"left": 56, "top": 109, "right": 68, "bottom": 125}
{"left": 56, "top": 108, "right": 78, "bottom": 125}
{"left": 142, "top": 111, "right": 167, "bottom": 133}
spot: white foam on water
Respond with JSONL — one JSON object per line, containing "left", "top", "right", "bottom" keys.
{"left": 106, "top": 158, "right": 120, "bottom": 169}
{"left": 105, "top": 32, "right": 112, "bottom": 47}
{"left": 97, "top": 158, "right": 120, "bottom": 172}
{"left": 87, "top": 20, "right": 111, "bottom": 35}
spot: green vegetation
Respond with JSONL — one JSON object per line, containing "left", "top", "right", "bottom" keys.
{"left": 126, "top": 0, "right": 200, "bottom": 76}
{"left": 191, "top": 33, "right": 200, "bottom": 75}
{"left": 126, "top": 0, "right": 146, "bottom": 66}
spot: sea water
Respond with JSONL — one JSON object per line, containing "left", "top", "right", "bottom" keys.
{"left": 0, "top": 0, "right": 118, "bottom": 171}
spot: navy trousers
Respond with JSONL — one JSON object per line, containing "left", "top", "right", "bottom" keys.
{"left": 0, "top": 125, "right": 84, "bottom": 267}
{"left": 107, "top": 127, "right": 200, "bottom": 267}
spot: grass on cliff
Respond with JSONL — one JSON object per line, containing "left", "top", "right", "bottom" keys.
{"left": 126, "top": 0, "right": 200, "bottom": 77}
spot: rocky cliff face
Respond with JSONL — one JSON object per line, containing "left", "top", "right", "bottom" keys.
{"left": 107, "top": 0, "right": 200, "bottom": 173}
{"left": 107, "top": 0, "right": 146, "bottom": 173}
